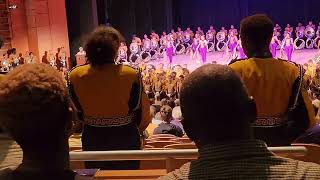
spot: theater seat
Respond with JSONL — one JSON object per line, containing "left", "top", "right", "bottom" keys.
{"left": 164, "top": 143, "right": 196, "bottom": 149}
{"left": 289, "top": 143, "right": 320, "bottom": 164}
{"left": 146, "top": 140, "right": 180, "bottom": 148}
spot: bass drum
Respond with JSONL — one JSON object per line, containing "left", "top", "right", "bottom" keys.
{"left": 158, "top": 47, "right": 165, "bottom": 58}
{"left": 175, "top": 43, "right": 185, "bottom": 55}
{"left": 306, "top": 38, "right": 314, "bottom": 49}
{"left": 129, "top": 53, "right": 140, "bottom": 63}
{"left": 140, "top": 51, "right": 151, "bottom": 62}
{"left": 216, "top": 32, "right": 226, "bottom": 42}
{"left": 150, "top": 50, "right": 158, "bottom": 60}
{"left": 314, "top": 37, "right": 320, "bottom": 48}
{"left": 216, "top": 41, "right": 226, "bottom": 51}
{"left": 296, "top": 29, "right": 305, "bottom": 39}
{"left": 294, "top": 38, "right": 305, "bottom": 50}
{"left": 305, "top": 27, "right": 315, "bottom": 39}
{"left": 208, "top": 42, "right": 215, "bottom": 52}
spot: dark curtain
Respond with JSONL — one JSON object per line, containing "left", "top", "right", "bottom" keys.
{"left": 173, "top": 0, "right": 320, "bottom": 31}
{"left": 98, "top": 0, "right": 173, "bottom": 43}
{"left": 66, "top": 0, "right": 97, "bottom": 66}
{"left": 99, "top": 0, "right": 320, "bottom": 38}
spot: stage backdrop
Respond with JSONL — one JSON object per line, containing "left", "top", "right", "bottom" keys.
{"left": 97, "top": 0, "right": 320, "bottom": 39}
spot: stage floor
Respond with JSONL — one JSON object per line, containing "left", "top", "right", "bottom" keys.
{"left": 148, "top": 49, "right": 320, "bottom": 71}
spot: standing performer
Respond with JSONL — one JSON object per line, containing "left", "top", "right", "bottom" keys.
{"left": 26, "top": 52, "right": 36, "bottom": 64}
{"left": 191, "top": 34, "right": 200, "bottom": 59}
{"left": 196, "top": 35, "right": 208, "bottom": 63}
{"left": 220, "top": 27, "right": 228, "bottom": 37}
{"left": 196, "top": 27, "right": 204, "bottom": 36}
{"left": 228, "top": 31, "right": 238, "bottom": 58}
{"left": 169, "top": 29, "right": 177, "bottom": 44}
{"left": 206, "top": 26, "right": 216, "bottom": 42}
{"left": 270, "top": 31, "right": 281, "bottom": 58}
{"left": 48, "top": 50, "right": 57, "bottom": 68}
{"left": 296, "top": 23, "right": 305, "bottom": 32}
{"left": 176, "top": 27, "right": 184, "bottom": 44}
{"left": 165, "top": 36, "right": 175, "bottom": 64}
{"left": 185, "top": 27, "right": 194, "bottom": 40}
{"left": 150, "top": 31, "right": 159, "bottom": 42}
{"left": 236, "top": 39, "right": 246, "bottom": 59}
{"left": 59, "top": 47, "right": 68, "bottom": 70}
{"left": 117, "top": 42, "right": 128, "bottom": 64}
{"left": 282, "top": 33, "right": 294, "bottom": 61}
{"left": 306, "top": 21, "right": 316, "bottom": 30}
{"left": 284, "top": 24, "right": 293, "bottom": 36}
{"left": 142, "top": 34, "right": 151, "bottom": 51}
{"left": 151, "top": 35, "right": 159, "bottom": 50}
{"left": 229, "top": 25, "right": 238, "bottom": 36}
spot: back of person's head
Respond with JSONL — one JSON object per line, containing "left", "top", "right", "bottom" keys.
{"left": 180, "top": 64, "right": 256, "bottom": 145}
{"left": 0, "top": 64, "right": 71, "bottom": 152}
{"left": 240, "top": 14, "right": 273, "bottom": 56}
{"left": 85, "top": 26, "right": 124, "bottom": 66}
{"left": 160, "top": 105, "right": 173, "bottom": 123}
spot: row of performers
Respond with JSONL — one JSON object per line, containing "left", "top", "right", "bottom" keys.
{"left": 0, "top": 48, "right": 68, "bottom": 73}
{"left": 116, "top": 26, "right": 243, "bottom": 64}
{"left": 274, "top": 21, "right": 320, "bottom": 39}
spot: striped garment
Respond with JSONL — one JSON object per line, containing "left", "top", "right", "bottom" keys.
{"left": 159, "top": 140, "right": 320, "bottom": 179}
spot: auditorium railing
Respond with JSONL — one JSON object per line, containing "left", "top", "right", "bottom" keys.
{"left": 70, "top": 146, "right": 307, "bottom": 172}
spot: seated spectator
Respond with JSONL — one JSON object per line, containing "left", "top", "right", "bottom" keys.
{"left": 295, "top": 124, "right": 320, "bottom": 145}
{"left": 229, "top": 14, "right": 315, "bottom": 146}
{"left": 160, "top": 64, "right": 320, "bottom": 179}
{"left": 0, "top": 64, "right": 76, "bottom": 180}
{"left": 154, "top": 105, "right": 184, "bottom": 137}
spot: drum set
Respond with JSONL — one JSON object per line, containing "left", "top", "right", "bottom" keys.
{"left": 294, "top": 26, "right": 320, "bottom": 50}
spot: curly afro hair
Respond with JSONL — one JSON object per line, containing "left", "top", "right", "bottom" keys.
{"left": 84, "top": 26, "right": 124, "bottom": 66}
{"left": 0, "top": 63, "right": 70, "bottom": 147}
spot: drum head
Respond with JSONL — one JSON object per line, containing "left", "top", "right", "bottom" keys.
{"left": 141, "top": 52, "right": 151, "bottom": 60}
{"left": 130, "top": 54, "right": 139, "bottom": 63}
{"left": 216, "top": 41, "right": 226, "bottom": 51}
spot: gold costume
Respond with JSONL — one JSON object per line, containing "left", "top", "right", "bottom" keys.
{"left": 230, "top": 58, "right": 315, "bottom": 145}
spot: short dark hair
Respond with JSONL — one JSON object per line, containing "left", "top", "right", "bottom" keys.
{"left": 180, "top": 64, "right": 254, "bottom": 144}
{"left": 240, "top": 14, "right": 273, "bottom": 51}
{"left": 84, "top": 26, "right": 124, "bottom": 66}
{"left": 0, "top": 64, "right": 70, "bottom": 150}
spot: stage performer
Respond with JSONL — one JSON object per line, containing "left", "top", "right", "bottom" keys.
{"left": 282, "top": 33, "right": 294, "bottom": 61}
{"left": 191, "top": 34, "right": 200, "bottom": 60}
{"left": 160, "top": 32, "right": 167, "bottom": 47}
{"left": 306, "top": 21, "right": 316, "bottom": 30}
{"left": 48, "top": 50, "right": 57, "bottom": 68}
{"left": 196, "top": 35, "right": 208, "bottom": 63}
{"left": 150, "top": 31, "right": 159, "bottom": 42}
{"left": 169, "top": 29, "right": 177, "bottom": 44}
{"left": 142, "top": 34, "right": 151, "bottom": 51}
{"left": 220, "top": 26, "right": 228, "bottom": 37}
{"left": 229, "top": 25, "right": 238, "bottom": 36}
{"left": 270, "top": 31, "right": 281, "bottom": 58}
{"left": 116, "top": 42, "right": 128, "bottom": 64}
{"left": 228, "top": 31, "right": 238, "bottom": 58}
{"left": 196, "top": 27, "right": 204, "bottom": 36}
{"left": 284, "top": 24, "right": 293, "bottom": 35}
{"left": 59, "top": 47, "right": 68, "bottom": 69}
{"left": 176, "top": 27, "right": 184, "bottom": 43}
{"left": 207, "top": 26, "right": 216, "bottom": 42}
{"left": 26, "top": 52, "right": 36, "bottom": 64}
{"left": 236, "top": 39, "right": 246, "bottom": 59}
{"left": 151, "top": 35, "right": 159, "bottom": 50}
{"left": 185, "top": 27, "right": 194, "bottom": 40}
{"left": 165, "top": 36, "right": 175, "bottom": 64}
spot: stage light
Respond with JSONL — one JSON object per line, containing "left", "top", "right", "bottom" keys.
{"left": 8, "top": 4, "right": 17, "bottom": 9}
